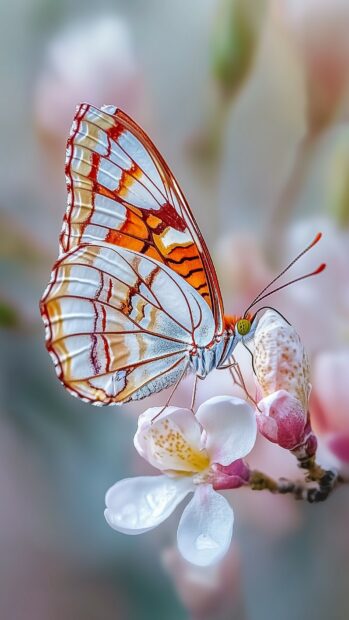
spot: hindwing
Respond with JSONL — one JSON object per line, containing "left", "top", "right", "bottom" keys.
{"left": 40, "top": 243, "right": 215, "bottom": 405}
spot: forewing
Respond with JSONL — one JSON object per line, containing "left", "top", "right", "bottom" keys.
{"left": 62, "top": 103, "right": 224, "bottom": 333}
{"left": 40, "top": 244, "right": 215, "bottom": 405}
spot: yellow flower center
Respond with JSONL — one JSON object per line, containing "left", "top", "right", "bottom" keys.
{"left": 150, "top": 420, "right": 210, "bottom": 473}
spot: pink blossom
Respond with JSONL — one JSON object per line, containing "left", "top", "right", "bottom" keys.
{"left": 280, "top": 0, "right": 349, "bottom": 128}
{"left": 281, "top": 218, "right": 349, "bottom": 353}
{"left": 254, "top": 310, "right": 316, "bottom": 454}
{"left": 162, "top": 543, "right": 242, "bottom": 618}
{"left": 312, "top": 349, "right": 349, "bottom": 464}
{"left": 215, "top": 232, "right": 273, "bottom": 316}
{"left": 34, "top": 16, "right": 143, "bottom": 152}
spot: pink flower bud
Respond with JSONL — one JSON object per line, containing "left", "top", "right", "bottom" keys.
{"left": 254, "top": 311, "right": 316, "bottom": 454}
{"left": 211, "top": 459, "right": 250, "bottom": 491}
{"left": 254, "top": 310, "right": 310, "bottom": 410}
{"left": 257, "top": 390, "right": 308, "bottom": 450}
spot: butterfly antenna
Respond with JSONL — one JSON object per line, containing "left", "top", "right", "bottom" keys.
{"left": 244, "top": 232, "right": 323, "bottom": 317}
{"left": 247, "top": 263, "right": 326, "bottom": 311}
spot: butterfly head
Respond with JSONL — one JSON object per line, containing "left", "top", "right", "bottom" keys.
{"left": 224, "top": 313, "right": 254, "bottom": 339}
{"left": 236, "top": 317, "right": 252, "bottom": 337}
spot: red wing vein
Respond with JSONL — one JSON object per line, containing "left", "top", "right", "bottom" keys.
{"left": 49, "top": 328, "right": 191, "bottom": 348}
{"left": 80, "top": 113, "right": 169, "bottom": 200}
{"left": 44, "top": 292, "right": 189, "bottom": 338}
{"left": 69, "top": 349, "right": 189, "bottom": 382}
{"left": 112, "top": 247, "right": 195, "bottom": 335}
{"left": 123, "top": 355, "right": 188, "bottom": 402}
{"left": 71, "top": 145, "right": 164, "bottom": 210}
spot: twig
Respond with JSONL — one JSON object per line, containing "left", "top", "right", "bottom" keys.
{"left": 294, "top": 452, "right": 327, "bottom": 482}
{"left": 249, "top": 467, "right": 342, "bottom": 504}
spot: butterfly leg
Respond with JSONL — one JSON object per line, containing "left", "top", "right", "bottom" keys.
{"left": 242, "top": 340, "right": 257, "bottom": 376}
{"left": 190, "top": 375, "right": 199, "bottom": 413}
{"left": 217, "top": 360, "right": 239, "bottom": 370}
{"left": 228, "top": 355, "right": 259, "bottom": 408}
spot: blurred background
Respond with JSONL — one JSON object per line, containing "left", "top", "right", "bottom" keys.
{"left": 1, "top": 0, "right": 349, "bottom": 618}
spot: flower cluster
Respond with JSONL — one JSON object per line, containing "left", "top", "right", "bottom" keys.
{"left": 105, "top": 396, "right": 256, "bottom": 566}
{"left": 104, "top": 309, "right": 340, "bottom": 566}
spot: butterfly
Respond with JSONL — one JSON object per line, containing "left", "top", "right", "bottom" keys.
{"left": 40, "top": 103, "right": 324, "bottom": 406}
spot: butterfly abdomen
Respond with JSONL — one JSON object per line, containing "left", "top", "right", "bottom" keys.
{"left": 189, "top": 333, "right": 235, "bottom": 378}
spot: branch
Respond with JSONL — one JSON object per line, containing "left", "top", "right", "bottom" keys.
{"left": 249, "top": 467, "right": 342, "bottom": 503}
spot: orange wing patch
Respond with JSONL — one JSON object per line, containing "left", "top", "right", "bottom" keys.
{"left": 61, "top": 104, "right": 224, "bottom": 332}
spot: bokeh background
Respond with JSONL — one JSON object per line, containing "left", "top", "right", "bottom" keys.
{"left": 1, "top": 1, "right": 349, "bottom": 618}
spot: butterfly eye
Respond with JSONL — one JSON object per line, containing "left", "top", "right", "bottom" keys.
{"left": 236, "top": 318, "right": 251, "bottom": 336}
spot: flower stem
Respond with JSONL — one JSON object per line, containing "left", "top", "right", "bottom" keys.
{"left": 249, "top": 467, "right": 343, "bottom": 503}
{"left": 294, "top": 453, "right": 327, "bottom": 482}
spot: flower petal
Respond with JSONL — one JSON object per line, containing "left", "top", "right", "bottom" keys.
{"left": 134, "top": 406, "right": 208, "bottom": 474}
{"left": 254, "top": 310, "right": 310, "bottom": 411}
{"left": 327, "top": 433, "right": 349, "bottom": 464}
{"left": 105, "top": 475, "right": 193, "bottom": 534}
{"left": 177, "top": 484, "right": 234, "bottom": 566}
{"left": 312, "top": 350, "right": 349, "bottom": 433}
{"left": 196, "top": 396, "right": 257, "bottom": 465}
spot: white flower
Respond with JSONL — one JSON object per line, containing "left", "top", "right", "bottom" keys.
{"left": 35, "top": 15, "right": 142, "bottom": 143}
{"left": 105, "top": 396, "right": 257, "bottom": 566}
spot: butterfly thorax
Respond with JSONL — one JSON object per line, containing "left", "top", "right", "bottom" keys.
{"left": 189, "top": 331, "right": 236, "bottom": 379}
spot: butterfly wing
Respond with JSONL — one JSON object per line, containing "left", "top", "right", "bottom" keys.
{"left": 62, "top": 103, "right": 224, "bottom": 334}
{"left": 40, "top": 243, "right": 215, "bottom": 405}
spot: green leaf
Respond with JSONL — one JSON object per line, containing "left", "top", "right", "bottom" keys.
{"left": 0, "top": 300, "right": 19, "bottom": 328}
